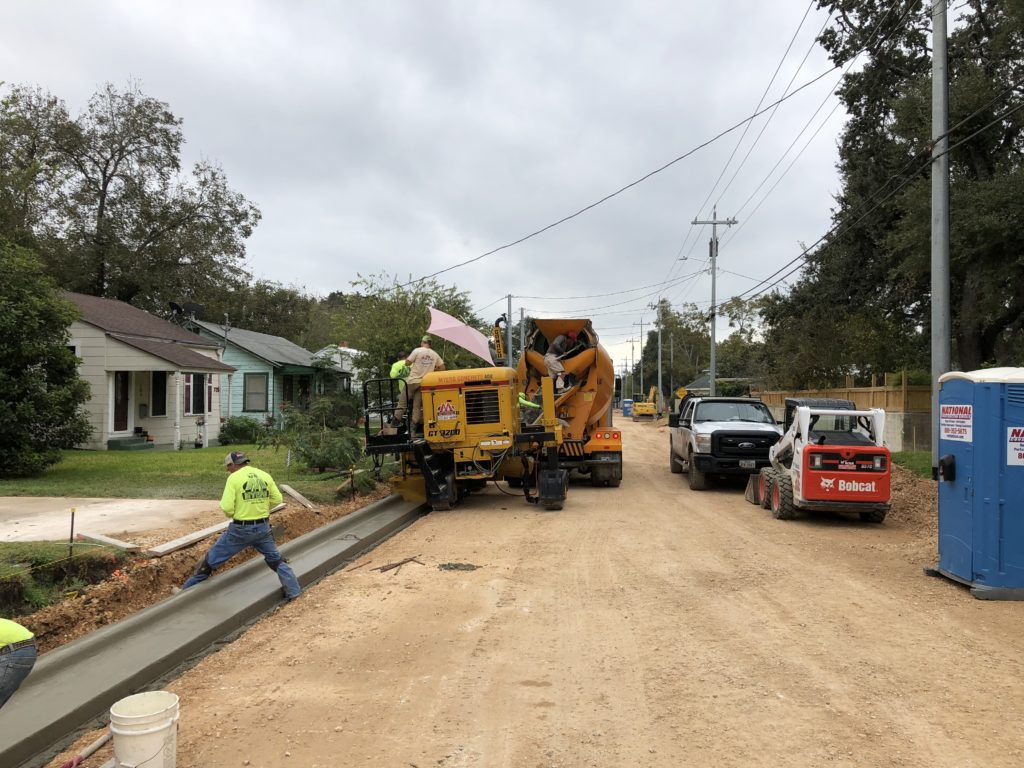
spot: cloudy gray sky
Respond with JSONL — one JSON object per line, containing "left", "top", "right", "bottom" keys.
{"left": 2, "top": 0, "right": 848, "bottom": 370}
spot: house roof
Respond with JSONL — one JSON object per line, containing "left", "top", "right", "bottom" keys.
{"left": 115, "top": 336, "right": 235, "bottom": 372}
{"left": 191, "top": 320, "right": 317, "bottom": 368}
{"left": 65, "top": 292, "right": 234, "bottom": 372}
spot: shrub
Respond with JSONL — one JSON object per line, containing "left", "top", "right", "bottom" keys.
{"left": 260, "top": 399, "right": 364, "bottom": 472}
{"left": 218, "top": 416, "right": 265, "bottom": 446}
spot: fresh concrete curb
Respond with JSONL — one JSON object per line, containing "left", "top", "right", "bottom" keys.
{"left": 1, "top": 494, "right": 424, "bottom": 768}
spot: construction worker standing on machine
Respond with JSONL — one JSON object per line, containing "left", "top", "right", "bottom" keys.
{"left": 393, "top": 335, "right": 445, "bottom": 434}
{"left": 544, "top": 330, "right": 578, "bottom": 392}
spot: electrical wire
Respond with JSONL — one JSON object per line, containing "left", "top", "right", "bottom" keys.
{"left": 397, "top": 65, "right": 842, "bottom": 288}
{"left": 734, "top": 83, "right": 1024, "bottom": 302}
{"left": 664, "top": 1, "right": 824, "bottom": 287}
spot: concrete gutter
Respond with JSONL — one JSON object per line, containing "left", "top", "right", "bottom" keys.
{"left": 0, "top": 494, "right": 424, "bottom": 768}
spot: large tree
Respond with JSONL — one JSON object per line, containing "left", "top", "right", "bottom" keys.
{"left": 0, "top": 82, "right": 261, "bottom": 314}
{"left": 0, "top": 240, "right": 91, "bottom": 476}
{"left": 762, "top": 0, "right": 1024, "bottom": 378}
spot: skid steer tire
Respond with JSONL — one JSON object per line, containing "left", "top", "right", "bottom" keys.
{"left": 506, "top": 476, "right": 523, "bottom": 488}
{"left": 670, "top": 445, "right": 683, "bottom": 474}
{"left": 770, "top": 474, "right": 797, "bottom": 520}
{"left": 758, "top": 468, "right": 773, "bottom": 510}
{"left": 687, "top": 451, "right": 708, "bottom": 491}
{"left": 859, "top": 509, "right": 887, "bottom": 523}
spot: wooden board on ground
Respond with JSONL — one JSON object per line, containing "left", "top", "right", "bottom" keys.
{"left": 147, "top": 520, "right": 229, "bottom": 557}
{"left": 280, "top": 484, "right": 317, "bottom": 511}
{"left": 75, "top": 532, "right": 140, "bottom": 552}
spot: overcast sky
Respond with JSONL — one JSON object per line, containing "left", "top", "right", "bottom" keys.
{"left": 2, "top": 0, "right": 848, "bottom": 372}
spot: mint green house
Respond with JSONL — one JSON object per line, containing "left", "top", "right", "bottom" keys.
{"left": 188, "top": 321, "right": 348, "bottom": 425}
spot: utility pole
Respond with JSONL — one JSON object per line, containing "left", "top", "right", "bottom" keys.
{"left": 519, "top": 307, "right": 525, "bottom": 364}
{"left": 633, "top": 318, "right": 645, "bottom": 396}
{"left": 669, "top": 331, "right": 674, "bottom": 403}
{"left": 931, "top": 0, "right": 950, "bottom": 476}
{"left": 692, "top": 205, "right": 737, "bottom": 396}
{"left": 649, "top": 300, "right": 664, "bottom": 414}
{"left": 629, "top": 338, "right": 636, "bottom": 399}
{"left": 506, "top": 294, "right": 513, "bottom": 366}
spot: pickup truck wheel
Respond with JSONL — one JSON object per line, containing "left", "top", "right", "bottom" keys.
{"left": 859, "top": 509, "right": 887, "bottom": 523}
{"left": 687, "top": 452, "right": 708, "bottom": 491}
{"left": 669, "top": 444, "right": 683, "bottom": 474}
{"left": 770, "top": 474, "right": 797, "bottom": 520}
{"left": 758, "top": 468, "right": 773, "bottom": 510}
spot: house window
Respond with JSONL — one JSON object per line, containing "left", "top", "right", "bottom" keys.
{"left": 184, "top": 373, "right": 211, "bottom": 416}
{"left": 244, "top": 373, "right": 269, "bottom": 412}
{"left": 151, "top": 372, "right": 168, "bottom": 417}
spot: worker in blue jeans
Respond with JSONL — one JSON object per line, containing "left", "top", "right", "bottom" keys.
{"left": 182, "top": 452, "right": 301, "bottom": 600}
{"left": 0, "top": 618, "right": 37, "bottom": 709}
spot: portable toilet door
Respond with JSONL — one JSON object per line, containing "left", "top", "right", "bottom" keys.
{"left": 933, "top": 375, "right": 976, "bottom": 584}
{"left": 930, "top": 368, "right": 1024, "bottom": 599}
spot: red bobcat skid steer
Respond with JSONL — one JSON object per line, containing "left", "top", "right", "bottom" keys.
{"left": 749, "top": 397, "right": 891, "bottom": 523}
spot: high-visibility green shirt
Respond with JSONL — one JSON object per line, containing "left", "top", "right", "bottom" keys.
{"left": 220, "top": 465, "right": 283, "bottom": 521}
{"left": 390, "top": 359, "right": 410, "bottom": 391}
{"left": 0, "top": 618, "right": 33, "bottom": 646}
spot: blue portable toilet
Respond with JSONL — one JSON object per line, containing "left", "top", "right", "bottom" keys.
{"left": 929, "top": 368, "right": 1024, "bottom": 599}
{"left": 622, "top": 399, "right": 634, "bottom": 417}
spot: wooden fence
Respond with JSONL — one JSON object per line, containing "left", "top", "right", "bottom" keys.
{"left": 752, "top": 384, "right": 931, "bottom": 413}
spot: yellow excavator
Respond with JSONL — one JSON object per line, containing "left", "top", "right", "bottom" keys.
{"left": 632, "top": 386, "right": 660, "bottom": 421}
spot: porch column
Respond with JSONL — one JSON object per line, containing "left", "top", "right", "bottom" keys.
{"left": 174, "top": 370, "right": 182, "bottom": 451}
{"left": 227, "top": 372, "right": 233, "bottom": 418}
{"left": 204, "top": 380, "right": 212, "bottom": 450}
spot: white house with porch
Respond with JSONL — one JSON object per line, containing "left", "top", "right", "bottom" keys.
{"left": 65, "top": 292, "right": 235, "bottom": 450}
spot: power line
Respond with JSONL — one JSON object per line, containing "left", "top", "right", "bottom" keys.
{"left": 668, "top": 1, "right": 920, "bottom": 290}
{"left": 397, "top": 65, "right": 841, "bottom": 288}
{"left": 734, "top": 82, "right": 1024, "bottom": 302}
{"left": 718, "top": 1, "right": 923, "bottom": 252}
{"left": 661, "top": 1, "right": 820, "bottom": 289}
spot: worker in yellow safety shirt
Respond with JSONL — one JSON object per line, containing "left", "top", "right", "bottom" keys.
{"left": 181, "top": 451, "right": 301, "bottom": 600}
{"left": 0, "top": 618, "right": 37, "bottom": 709}
{"left": 390, "top": 358, "right": 410, "bottom": 391}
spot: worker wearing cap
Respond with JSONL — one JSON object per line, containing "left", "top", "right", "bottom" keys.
{"left": 544, "top": 330, "right": 578, "bottom": 391}
{"left": 181, "top": 452, "right": 301, "bottom": 600}
{"left": 393, "top": 335, "right": 445, "bottom": 434}
{"left": 0, "top": 618, "right": 37, "bottom": 709}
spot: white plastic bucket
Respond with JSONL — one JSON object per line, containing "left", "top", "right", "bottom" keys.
{"left": 109, "top": 690, "right": 179, "bottom": 768}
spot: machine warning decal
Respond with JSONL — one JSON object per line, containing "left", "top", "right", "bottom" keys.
{"left": 437, "top": 401, "right": 457, "bottom": 421}
{"left": 1008, "top": 427, "right": 1024, "bottom": 466}
{"left": 940, "top": 404, "right": 973, "bottom": 442}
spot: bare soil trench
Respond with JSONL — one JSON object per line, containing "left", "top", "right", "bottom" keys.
{"left": 45, "top": 419, "right": 1024, "bottom": 768}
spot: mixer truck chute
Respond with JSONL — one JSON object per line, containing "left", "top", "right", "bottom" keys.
{"left": 518, "top": 319, "right": 623, "bottom": 487}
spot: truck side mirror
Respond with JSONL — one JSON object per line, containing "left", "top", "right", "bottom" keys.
{"left": 668, "top": 413, "right": 680, "bottom": 428}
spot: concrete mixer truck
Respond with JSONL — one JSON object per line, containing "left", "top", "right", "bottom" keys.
{"left": 517, "top": 319, "right": 623, "bottom": 487}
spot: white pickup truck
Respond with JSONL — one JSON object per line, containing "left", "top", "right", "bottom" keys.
{"left": 668, "top": 396, "right": 782, "bottom": 490}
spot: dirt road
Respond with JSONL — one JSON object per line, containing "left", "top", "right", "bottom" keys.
{"left": 89, "top": 419, "right": 1024, "bottom": 766}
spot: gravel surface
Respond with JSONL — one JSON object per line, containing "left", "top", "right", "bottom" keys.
{"left": 46, "top": 419, "right": 1024, "bottom": 768}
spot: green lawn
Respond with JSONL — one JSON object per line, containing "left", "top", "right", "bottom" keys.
{"left": 0, "top": 445, "right": 347, "bottom": 503}
{"left": 892, "top": 450, "right": 933, "bottom": 479}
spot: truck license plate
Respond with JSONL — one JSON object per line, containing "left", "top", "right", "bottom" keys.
{"left": 740, "top": 460, "right": 756, "bottom": 469}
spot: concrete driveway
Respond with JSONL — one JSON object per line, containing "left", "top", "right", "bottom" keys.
{"left": 0, "top": 497, "right": 220, "bottom": 542}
